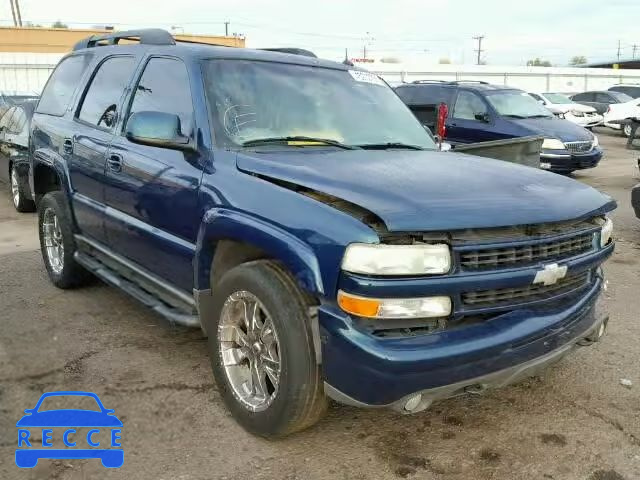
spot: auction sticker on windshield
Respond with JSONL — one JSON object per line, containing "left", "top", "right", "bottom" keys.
{"left": 348, "top": 70, "right": 385, "bottom": 86}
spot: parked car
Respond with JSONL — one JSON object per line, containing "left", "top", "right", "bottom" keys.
{"left": 394, "top": 81, "right": 602, "bottom": 173}
{"left": 528, "top": 92, "right": 603, "bottom": 128}
{"left": 0, "top": 92, "right": 39, "bottom": 117}
{"left": 603, "top": 97, "right": 640, "bottom": 136}
{"left": 608, "top": 84, "right": 640, "bottom": 99}
{"left": 0, "top": 100, "right": 36, "bottom": 212}
{"left": 570, "top": 90, "right": 633, "bottom": 115}
{"left": 31, "top": 29, "right": 615, "bottom": 438}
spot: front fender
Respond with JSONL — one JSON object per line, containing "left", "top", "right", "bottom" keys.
{"left": 195, "top": 208, "right": 324, "bottom": 295}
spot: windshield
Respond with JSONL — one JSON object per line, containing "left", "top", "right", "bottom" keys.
{"left": 486, "top": 90, "right": 553, "bottom": 118}
{"left": 203, "top": 60, "right": 436, "bottom": 149}
{"left": 543, "top": 93, "right": 574, "bottom": 104}
{"left": 611, "top": 91, "right": 633, "bottom": 102}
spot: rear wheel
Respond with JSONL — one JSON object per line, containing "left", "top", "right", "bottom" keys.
{"left": 38, "top": 191, "right": 91, "bottom": 288}
{"left": 623, "top": 124, "right": 633, "bottom": 137}
{"left": 205, "top": 260, "right": 327, "bottom": 438}
{"left": 10, "top": 165, "right": 35, "bottom": 213}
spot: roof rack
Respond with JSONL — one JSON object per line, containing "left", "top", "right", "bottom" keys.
{"left": 411, "top": 80, "right": 448, "bottom": 84}
{"left": 73, "top": 28, "right": 175, "bottom": 51}
{"left": 448, "top": 80, "right": 490, "bottom": 84}
{"left": 260, "top": 48, "right": 317, "bottom": 58}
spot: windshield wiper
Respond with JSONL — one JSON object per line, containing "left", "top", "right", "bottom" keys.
{"left": 241, "top": 136, "right": 358, "bottom": 150}
{"left": 503, "top": 114, "right": 527, "bottom": 119}
{"left": 355, "top": 142, "right": 425, "bottom": 150}
{"left": 525, "top": 114, "right": 553, "bottom": 119}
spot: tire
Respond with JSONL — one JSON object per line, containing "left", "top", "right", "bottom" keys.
{"left": 38, "top": 191, "right": 91, "bottom": 289}
{"left": 623, "top": 124, "right": 633, "bottom": 137}
{"left": 205, "top": 260, "right": 327, "bottom": 438}
{"left": 10, "top": 164, "right": 35, "bottom": 213}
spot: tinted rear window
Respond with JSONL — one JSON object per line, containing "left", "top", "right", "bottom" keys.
{"left": 37, "top": 55, "right": 92, "bottom": 116}
{"left": 394, "top": 84, "right": 454, "bottom": 106}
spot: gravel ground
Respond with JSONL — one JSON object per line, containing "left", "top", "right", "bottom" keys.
{"left": 1, "top": 128, "right": 639, "bottom": 480}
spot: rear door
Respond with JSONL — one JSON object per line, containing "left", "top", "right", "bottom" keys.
{"left": 104, "top": 56, "right": 203, "bottom": 291}
{"left": 446, "top": 90, "right": 500, "bottom": 144}
{"left": 69, "top": 55, "right": 138, "bottom": 243}
{"left": 572, "top": 92, "right": 601, "bottom": 112}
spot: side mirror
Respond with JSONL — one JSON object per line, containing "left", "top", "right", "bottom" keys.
{"left": 125, "top": 111, "right": 194, "bottom": 151}
{"left": 537, "top": 100, "right": 545, "bottom": 105}
{"left": 474, "top": 112, "right": 490, "bottom": 122}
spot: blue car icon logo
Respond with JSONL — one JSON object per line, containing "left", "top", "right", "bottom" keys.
{"left": 15, "top": 391, "right": 123, "bottom": 468}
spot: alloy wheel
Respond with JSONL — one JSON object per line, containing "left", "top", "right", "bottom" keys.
{"left": 10, "top": 168, "right": 20, "bottom": 207}
{"left": 42, "top": 208, "right": 65, "bottom": 274}
{"left": 218, "top": 291, "right": 281, "bottom": 412}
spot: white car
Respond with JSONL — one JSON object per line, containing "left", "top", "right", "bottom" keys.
{"left": 529, "top": 92, "right": 603, "bottom": 128}
{"left": 603, "top": 97, "right": 640, "bottom": 136}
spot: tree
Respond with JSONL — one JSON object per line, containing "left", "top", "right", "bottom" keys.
{"left": 569, "top": 55, "right": 588, "bottom": 66}
{"left": 51, "top": 21, "right": 68, "bottom": 29}
{"left": 526, "top": 58, "right": 552, "bottom": 67}
{"left": 438, "top": 57, "right": 452, "bottom": 64}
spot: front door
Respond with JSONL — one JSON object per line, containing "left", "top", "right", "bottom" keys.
{"left": 103, "top": 57, "right": 202, "bottom": 292}
{"left": 68, "top": 55, "right": 138, "bottom": 243}
{"left": 446, "top": 90, "right": 499, "bottom": 144}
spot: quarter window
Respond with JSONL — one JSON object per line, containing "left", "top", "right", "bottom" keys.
{"left": 37, "top": 55, "right": 91, "bottom": 116}
{"left": 126, "top": 58, "right": 194, "bottom": 136}
{"left": 453, "top": 91, "right": 488, "bottom": 120}
{"left": 78, "top": 56, "right": 137, "bottom": 129}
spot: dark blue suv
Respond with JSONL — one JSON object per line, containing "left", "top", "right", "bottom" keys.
{"left": 30, "top": 29, "right": 615, "bottom": 438}
{"left": 395, "top": 81, "right": 603, "bottom": 173}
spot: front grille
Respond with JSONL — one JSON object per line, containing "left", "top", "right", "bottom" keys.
{"left": 462, "top": 271, "right": 591, "bottom": 307}
{"left": 564, "top": 141, "right": 593, "bottom": 154}
{"left": 460, "top": 233, "right": 593, "bottom": 270}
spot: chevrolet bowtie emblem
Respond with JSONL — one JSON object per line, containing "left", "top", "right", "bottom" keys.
{"left": 533, "top": 263, "right": 568, "bottom": 286}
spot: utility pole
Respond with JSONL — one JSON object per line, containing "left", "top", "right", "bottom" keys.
{"left": 473, "top": 35, "right": 485, "bottom": 65}
{"left": 617, "top": 39, "right": 621, "bottom": 61}
{"left": 14, "top": 0, "right": 22, "bottom": 26}
{"left": 224, "top": 21, "right": 230, "bottom": 37}
{"left": 9, "top": 0, "right": 17, "bottom": 26}
{"left": 633, "top": 44, "right": 639, "bottom": 59}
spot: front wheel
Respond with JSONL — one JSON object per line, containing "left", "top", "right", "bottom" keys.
{"left": 623, "top": 124, "right": 633, "bottom": 137}
{"left": 205, "top": 260, "right": 327, "bottom": 438}
{"left": 10, "top": 165, "right": 35, "bottom": 213}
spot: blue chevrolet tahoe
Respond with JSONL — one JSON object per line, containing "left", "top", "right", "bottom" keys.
{"left": 30, "top": 29, "right": 615, "bottom": 438}
{"left": 394, "top": 81, "right": 603, "bottom": 174}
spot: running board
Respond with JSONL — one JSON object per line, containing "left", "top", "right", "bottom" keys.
{"left": 73, "top": 238, "right": 200, "bottom": 328}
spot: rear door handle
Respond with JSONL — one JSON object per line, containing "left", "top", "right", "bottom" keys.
{"left": 63, "top": 138, "right": 74, "bottom": 154}
{"left": 107, "top": 154, "right": 123, "bottom": 173}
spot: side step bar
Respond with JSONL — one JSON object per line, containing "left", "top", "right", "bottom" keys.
{"left": 74, "top": 236, "right": 200, "bottom": 328}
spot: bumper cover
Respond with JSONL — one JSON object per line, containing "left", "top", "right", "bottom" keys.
{"left": 320, "top": 277, "right": 605, "bottom": 408}
{"left": 540, "top": 148, "right": 603, "bottom": 172}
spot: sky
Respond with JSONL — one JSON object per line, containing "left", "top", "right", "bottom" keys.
{"left": 3, "top": 0, "right": 639, "bottom": 66}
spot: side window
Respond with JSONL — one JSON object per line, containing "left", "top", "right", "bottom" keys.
{"left": 0, "top": 107, "right": 15, "bottom": 131}
{"left": 596, "top": 93, "right": 614, "bottom": 104}
{"left": 452, "top": 91, "right": 488, "bottom": 120}
{"left": 8, "top": 107, "right": 26, "bottom": 134}
{"left": 127, "top": 58, "right": 194, "bottom": 136}
{"left": 37, "top": 55, "right": 91, "bottom": 116}
{"left": 78, "top": 56, "right": 137, "bottom": 129}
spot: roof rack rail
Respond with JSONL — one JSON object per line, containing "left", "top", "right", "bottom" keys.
{"left": 448, "top": 80, "right": 490, "bottom": 84}
{"left": 411, "top": 80, "right": 448, "bottom": 84}
{"left": 73, "top": 28, "right": 175, "bottom": 51}
{"left": 260, "top": 48, "right": 317, "bottom": 58}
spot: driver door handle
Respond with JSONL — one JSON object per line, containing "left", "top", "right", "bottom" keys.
{"left": 107, "top": 154, "right": 123, "bottom": 174}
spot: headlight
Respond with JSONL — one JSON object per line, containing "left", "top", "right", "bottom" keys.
{"left": 570, "top": 110, "right": 585, "bottom": 117}
{"left": 600, "top": 217, "right": 613, "bottom": 247}
{"left": 338, "top": 290, "right": 452, "bottom": 319}
{"left": 341, "top": 243, "right": 451, "bottom": 275}
{"left": 542, "top": 138, "right": 566, "bottom": 150}
{"left": 592, "top": 134, "right": 599, "bottom": 147}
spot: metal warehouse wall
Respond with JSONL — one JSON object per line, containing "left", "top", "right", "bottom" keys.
{"left": 0, "top": 53, "right": 62, "bottom": 94}
{"left": 371, "top": 64, "right": 640, "bottom": 92}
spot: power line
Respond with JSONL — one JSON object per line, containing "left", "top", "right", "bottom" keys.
{"left": 472, "top": 35, "right": 484, "bottom": 65}
{"left": 13, "top": 0, "right": 22, "bottom": 26}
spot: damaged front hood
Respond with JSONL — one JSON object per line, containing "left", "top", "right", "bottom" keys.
{"left": 236, "top": 149, "right": 615, "bottom": 232}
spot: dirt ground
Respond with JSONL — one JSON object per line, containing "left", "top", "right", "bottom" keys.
{"left": 1, "top": 128, "right": 639, "bottom": 480}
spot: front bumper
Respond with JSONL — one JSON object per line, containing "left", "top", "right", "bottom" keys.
{"left": 540, "top": 147, "right": 602, "bottom": 172}
{"left": 632, "top": 184, "right": 640, "bottom": 219}
{"left": 566, "top": 113, "right": 603, "bottom": 128}
{"left": 320, "top": 274, "right": 607, "bottom": 409}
